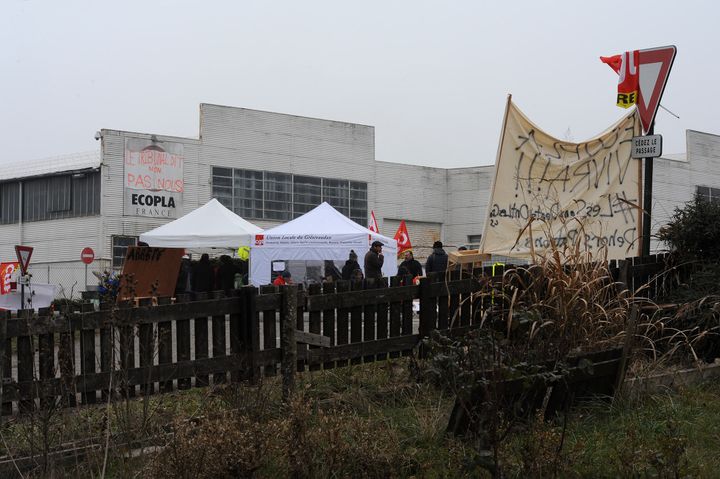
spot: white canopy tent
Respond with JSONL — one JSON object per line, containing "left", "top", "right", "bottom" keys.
{"left": 249, "top": 202, "right": 397, "bottom": 286}
{"left": 139, "top": 198, "right": 263, "bottom": 248}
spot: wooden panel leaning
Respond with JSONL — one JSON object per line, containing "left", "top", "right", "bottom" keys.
{"left": 16, "top": 309, "right": 35, "bottom": 412}
{"left": 322, "top": 281, "right": 337, "bottom": 370}
{"left": 308, "top": 283, "right": 322, "bottom": 371}
{"left": 363, "top": 278, "right": 377, "bottom": 363}
{"left": 259, "top": 285, "right": 278, "bottom": 377}
{"left": 80, "top": 301, "right": 98, "bottom": 404}
{"left": 0, "top": 310, "right": 11, "bottom": 415}
{"left": 211, "top": 290, "right": 227, "bottom": 385}
{"left": 375, "top": 277, "right": 389, "bottom": 361}
{"left": 350, "top": 280, "right": 363, "bottom": 365}
{"left": 335, "top": 281, "right": 350, "bottom": 368}
{"left": 37, "top": 307, "right": 55, "bottom": 409}
{"left": 191, "top": 292, "right": 209, "bottom": 388}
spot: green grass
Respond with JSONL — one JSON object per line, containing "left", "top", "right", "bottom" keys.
{"left": 3, "top": 361, "right": 720, "bottom": 478}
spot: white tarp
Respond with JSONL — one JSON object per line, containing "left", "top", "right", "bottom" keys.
{"left": 249, "top": 202, "right": 397, "bottom": 286}
{"left": 139, "top": 198, "right": 263, "bottom": 248}
{"left": 0, "top": 283, "right": 58, "bottom": 311}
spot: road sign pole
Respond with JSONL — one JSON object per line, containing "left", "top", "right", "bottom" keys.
{"left": 642, "top": 123, "right": 654, "bottom": 257}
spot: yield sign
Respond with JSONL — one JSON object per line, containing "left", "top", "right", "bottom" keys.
{"left": 14, "top": 245, "right": 34, "bottom": 275}
{"left": 637, "top": 45, "right": 677, "bottom": 134}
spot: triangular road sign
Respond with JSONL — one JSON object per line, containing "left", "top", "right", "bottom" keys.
{"left": 14, "top": 245, "right": 34, "bottom": 275}
{"left": 637, "top": 45, "right": 677, "bottom": 134}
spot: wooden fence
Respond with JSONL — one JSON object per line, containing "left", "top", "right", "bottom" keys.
{"left": 0, "top": 254, "right": 672, "bottom": 415}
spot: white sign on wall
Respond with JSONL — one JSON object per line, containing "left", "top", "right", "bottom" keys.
{"left": 123, "top": 138, "right": 184, "bottom": 218}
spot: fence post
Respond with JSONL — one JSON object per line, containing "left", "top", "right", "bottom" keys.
{"left": 418, "top": 277, "right": 436, "bottom": 358}
{"left": 281, "top": 284, "right": 297, "bottom": 401}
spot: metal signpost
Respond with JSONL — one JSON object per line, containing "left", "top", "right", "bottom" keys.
{"left": 635, "top": 45, "right": 677, "bottom": 257}
{"left": 14, "top": 245, "right": 34, "bottom": 311}
{"left": 81, "top": 247, "right": 95, "bottom": 289}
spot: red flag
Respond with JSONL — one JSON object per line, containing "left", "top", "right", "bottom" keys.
{"left": 601, "top": 50, "right": 639, "bottom": 109}
{"left": 368, "top": 210, "right": 379, "bottom": 233}
{"left": 394, "top": 220, "right": 412, "bottom": 257}
{"left": 0, "top": 262, "right": 19, "bottom": 295}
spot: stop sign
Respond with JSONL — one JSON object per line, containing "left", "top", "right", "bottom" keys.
{"left": 81, "top": 247, "right": 95, "bottom": 265}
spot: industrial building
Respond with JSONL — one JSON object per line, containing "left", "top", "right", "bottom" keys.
{"left": 0, "top": 103, "right": 717, "bottom": 296}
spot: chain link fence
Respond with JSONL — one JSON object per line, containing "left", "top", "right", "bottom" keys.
{"left": 27, "top": 259, "right": 113, "bottom": 300}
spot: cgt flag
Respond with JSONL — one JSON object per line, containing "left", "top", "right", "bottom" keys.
{"left": 393, "top": 220, "right": 412, "bottom": 257}
{"left": 600, "top": 50, "right": 639, "bottom": 108}
{"left": 368, "top": 210, "right": 379, "bottom": 233}
{"left": 0, "top": 262, "right": 19, "bottom": 295}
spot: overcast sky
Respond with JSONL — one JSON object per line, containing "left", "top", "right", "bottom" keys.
{"left": 2, "top": 0, "right": 717, "bottom": 168}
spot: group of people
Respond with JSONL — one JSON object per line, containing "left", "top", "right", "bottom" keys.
{"left": 175, "top": 253, "right": 248, "bottom": 295}
{"left": 336, "top": 239, "right": 451, "bottom": 283}
{"left": 221, "top": 239, "right": 456, "bottom": 288}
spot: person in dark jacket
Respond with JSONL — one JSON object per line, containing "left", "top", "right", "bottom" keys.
{"left": 175, "top": 254, "right": 192, "bottom": 295}
{"left": 341, "top": 250, "right": 361, "bottom": 280}
{"left": 217, "top": 254, "right": 237, "bottom": 292}
{"left": 364, "top": 241, "right": 385, "bottom": 280}
{"left": 425, "top": 241, "right": 449, "bottom": 274}
{"left": 324, "top": 260, "right": 342, "bottom": 282}
{"left": 399, "top": 250, "right": 423, "bottom": 278}
{"left": 192, "top": 253, "right": 214, "bottom": 293}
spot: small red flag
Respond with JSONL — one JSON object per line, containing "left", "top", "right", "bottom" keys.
{"left": 394, "top": 220, "right": 412, "bottom": 257}
{"left": 600, "top": 50, "right": 639, "bottom": 109}
{"left": 368, "top": 210, "right": 379, "bottom": 233}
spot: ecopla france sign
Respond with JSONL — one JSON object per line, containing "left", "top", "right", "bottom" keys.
{"left": 123, "top": 138, "right": 184, "bottom": 219}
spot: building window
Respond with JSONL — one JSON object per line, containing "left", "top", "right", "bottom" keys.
{"left": 22, "top": 171, "right": 100, "bottom": 222}
{"left": 696, "top": 186, "right": 720, "bottom": 203}
{"left": 112, "top": 236, "right": 137, "bottom": 269}
{"left": 349, "top": 181, "right": 368, "bottom": 225}
{"left": 48, "top": 175, "right": 72, "bottom": 212}
{"left": 264, "top": 172, "right": 292, "bottom": 221}
{"left": 294, "top": 176, "right": 321, "bottom": 217}
{"left": 0, "top": 182, "right": 20, "bottom": 225}
{"left": 212, "top": 167, "right": 368, "bottom": 225}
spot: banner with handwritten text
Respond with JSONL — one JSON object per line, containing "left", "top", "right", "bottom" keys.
{"left": 124, "top": 138, "right": 184, "bottom": 218}
{"left": 480, "top": 99, "right": 642, "bottom": 261}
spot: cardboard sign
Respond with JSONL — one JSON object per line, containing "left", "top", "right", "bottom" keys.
{"left": 119, "top": 246, "right": 183, "bottom": 300}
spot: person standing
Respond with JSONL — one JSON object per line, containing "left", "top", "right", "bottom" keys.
{"left": 399, "top": 250, "right": 423, "bottom": 278}
{"left": 273, "top": 270, "right": 293, "bottom": 286}
{"left": 364, "top": 241, "right": 384, "bottom": 280}
{"left": 425, "top": 241, "right": 449, "bottom": 274}
{"left": 341, "top": 250, "right": 361, "bottom": 280}
{"left": 217, "top": 254, "right": 237, "bottom": 292}
{"left": 324, "top": 260, "right": 342, "bottom": 282}
{"left": 192, "top": 253, "right": 214, "bottom": 293}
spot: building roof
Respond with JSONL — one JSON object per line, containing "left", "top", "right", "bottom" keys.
{"left": 0, "top": 150, "right": 101, "bottom": 182}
